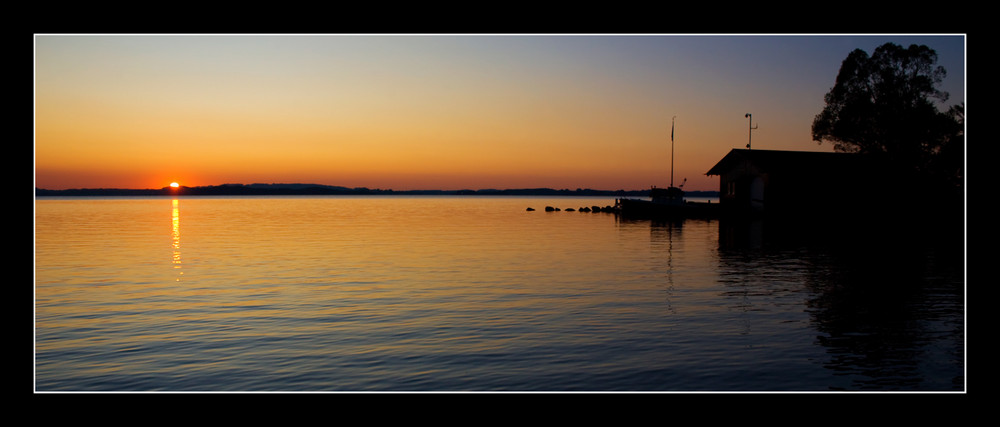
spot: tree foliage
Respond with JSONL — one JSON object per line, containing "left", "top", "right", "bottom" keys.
{"left": 812, "top": 43, "right": 963, "bottom": 187}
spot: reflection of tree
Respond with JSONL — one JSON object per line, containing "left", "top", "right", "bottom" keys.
{"left": 802, "top": 241, "right": 964, "bottom": 390}
{"left": 717, "top": 219, "right": 964, "bottom": 390}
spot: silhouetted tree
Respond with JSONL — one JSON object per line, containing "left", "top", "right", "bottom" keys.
{"left": 812, "top": 43, "right": 963, "bottom": 189}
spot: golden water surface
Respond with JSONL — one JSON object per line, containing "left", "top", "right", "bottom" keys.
{"left": 34, "top": 196, "right": 964, "bottom": 391}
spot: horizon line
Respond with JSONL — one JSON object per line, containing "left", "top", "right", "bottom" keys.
{"left": 35, "top": 182, "right": 720, "bottom": 193}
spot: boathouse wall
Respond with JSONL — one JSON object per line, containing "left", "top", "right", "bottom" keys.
{"left": 706, "top": 149, "right": 877, "bottom": 218}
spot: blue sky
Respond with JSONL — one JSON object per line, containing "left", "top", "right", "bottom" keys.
{"left": 35, "top": 34, "right": 965, "bottom": 191}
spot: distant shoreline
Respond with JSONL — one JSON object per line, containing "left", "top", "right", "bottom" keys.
{"left": 35, "top": 183, "right": 719, "bottom": 198}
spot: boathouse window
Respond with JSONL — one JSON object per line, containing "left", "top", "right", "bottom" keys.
{"left": 727, "top": 181, "right": 736, "bottom": 196}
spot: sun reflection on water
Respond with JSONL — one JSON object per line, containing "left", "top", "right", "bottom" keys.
{"left": 171, "top": 198, "right": 182, "bottom": 280}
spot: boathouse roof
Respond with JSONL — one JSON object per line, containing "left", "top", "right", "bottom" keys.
{"left": 705, "top": 149, "right": 864, "bottom": 176}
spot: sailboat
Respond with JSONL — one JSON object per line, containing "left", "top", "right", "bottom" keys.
{"left": 615, "top": 117, "right": 719, "bottom": 218}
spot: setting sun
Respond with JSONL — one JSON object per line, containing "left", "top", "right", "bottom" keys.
{"left": 170, "top": 182, "right": 179, "bottom": 188}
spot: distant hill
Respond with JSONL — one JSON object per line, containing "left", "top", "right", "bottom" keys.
{"left": 35, "top": 183, "right": 719, "bottom": 198}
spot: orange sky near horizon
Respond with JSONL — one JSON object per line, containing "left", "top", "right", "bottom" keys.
{"left": 34, "top": 34, "right": 965, "bottom": 192}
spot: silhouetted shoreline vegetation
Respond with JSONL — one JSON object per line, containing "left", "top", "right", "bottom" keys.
{"left": 34, "top": 183, "right": 720, "bottom": 198}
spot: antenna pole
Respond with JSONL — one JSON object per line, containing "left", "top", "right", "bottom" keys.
{"left": 745, "top": 113, "right": 758, "bottom": 150}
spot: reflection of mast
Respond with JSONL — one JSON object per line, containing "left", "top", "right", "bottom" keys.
{"left": 662, "top": 221, "right": 678, "bottom": 315}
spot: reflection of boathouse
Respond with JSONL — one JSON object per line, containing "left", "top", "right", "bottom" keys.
{"left": 706, "top": 149, "right": 879, "bottom": 217}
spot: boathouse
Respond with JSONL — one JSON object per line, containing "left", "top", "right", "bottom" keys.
{"left": 705, "top": 149, "right": 880, "bottom": 217}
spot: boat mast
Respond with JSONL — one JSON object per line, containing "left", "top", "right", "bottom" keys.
{"left": 670, "top": 116, "right": 676, "bottom": 188}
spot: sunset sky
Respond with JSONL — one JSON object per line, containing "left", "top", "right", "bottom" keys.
{"left": 34, "top": 34, "right": 965, "bottom": 191}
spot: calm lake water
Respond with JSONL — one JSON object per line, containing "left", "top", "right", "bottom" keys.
{"left": 34, "top": 196, "right": 965, "bottom": 392}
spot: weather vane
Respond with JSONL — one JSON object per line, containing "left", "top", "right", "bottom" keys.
{"left": 745, "top": 113, "right": 758, "bottom": 150}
